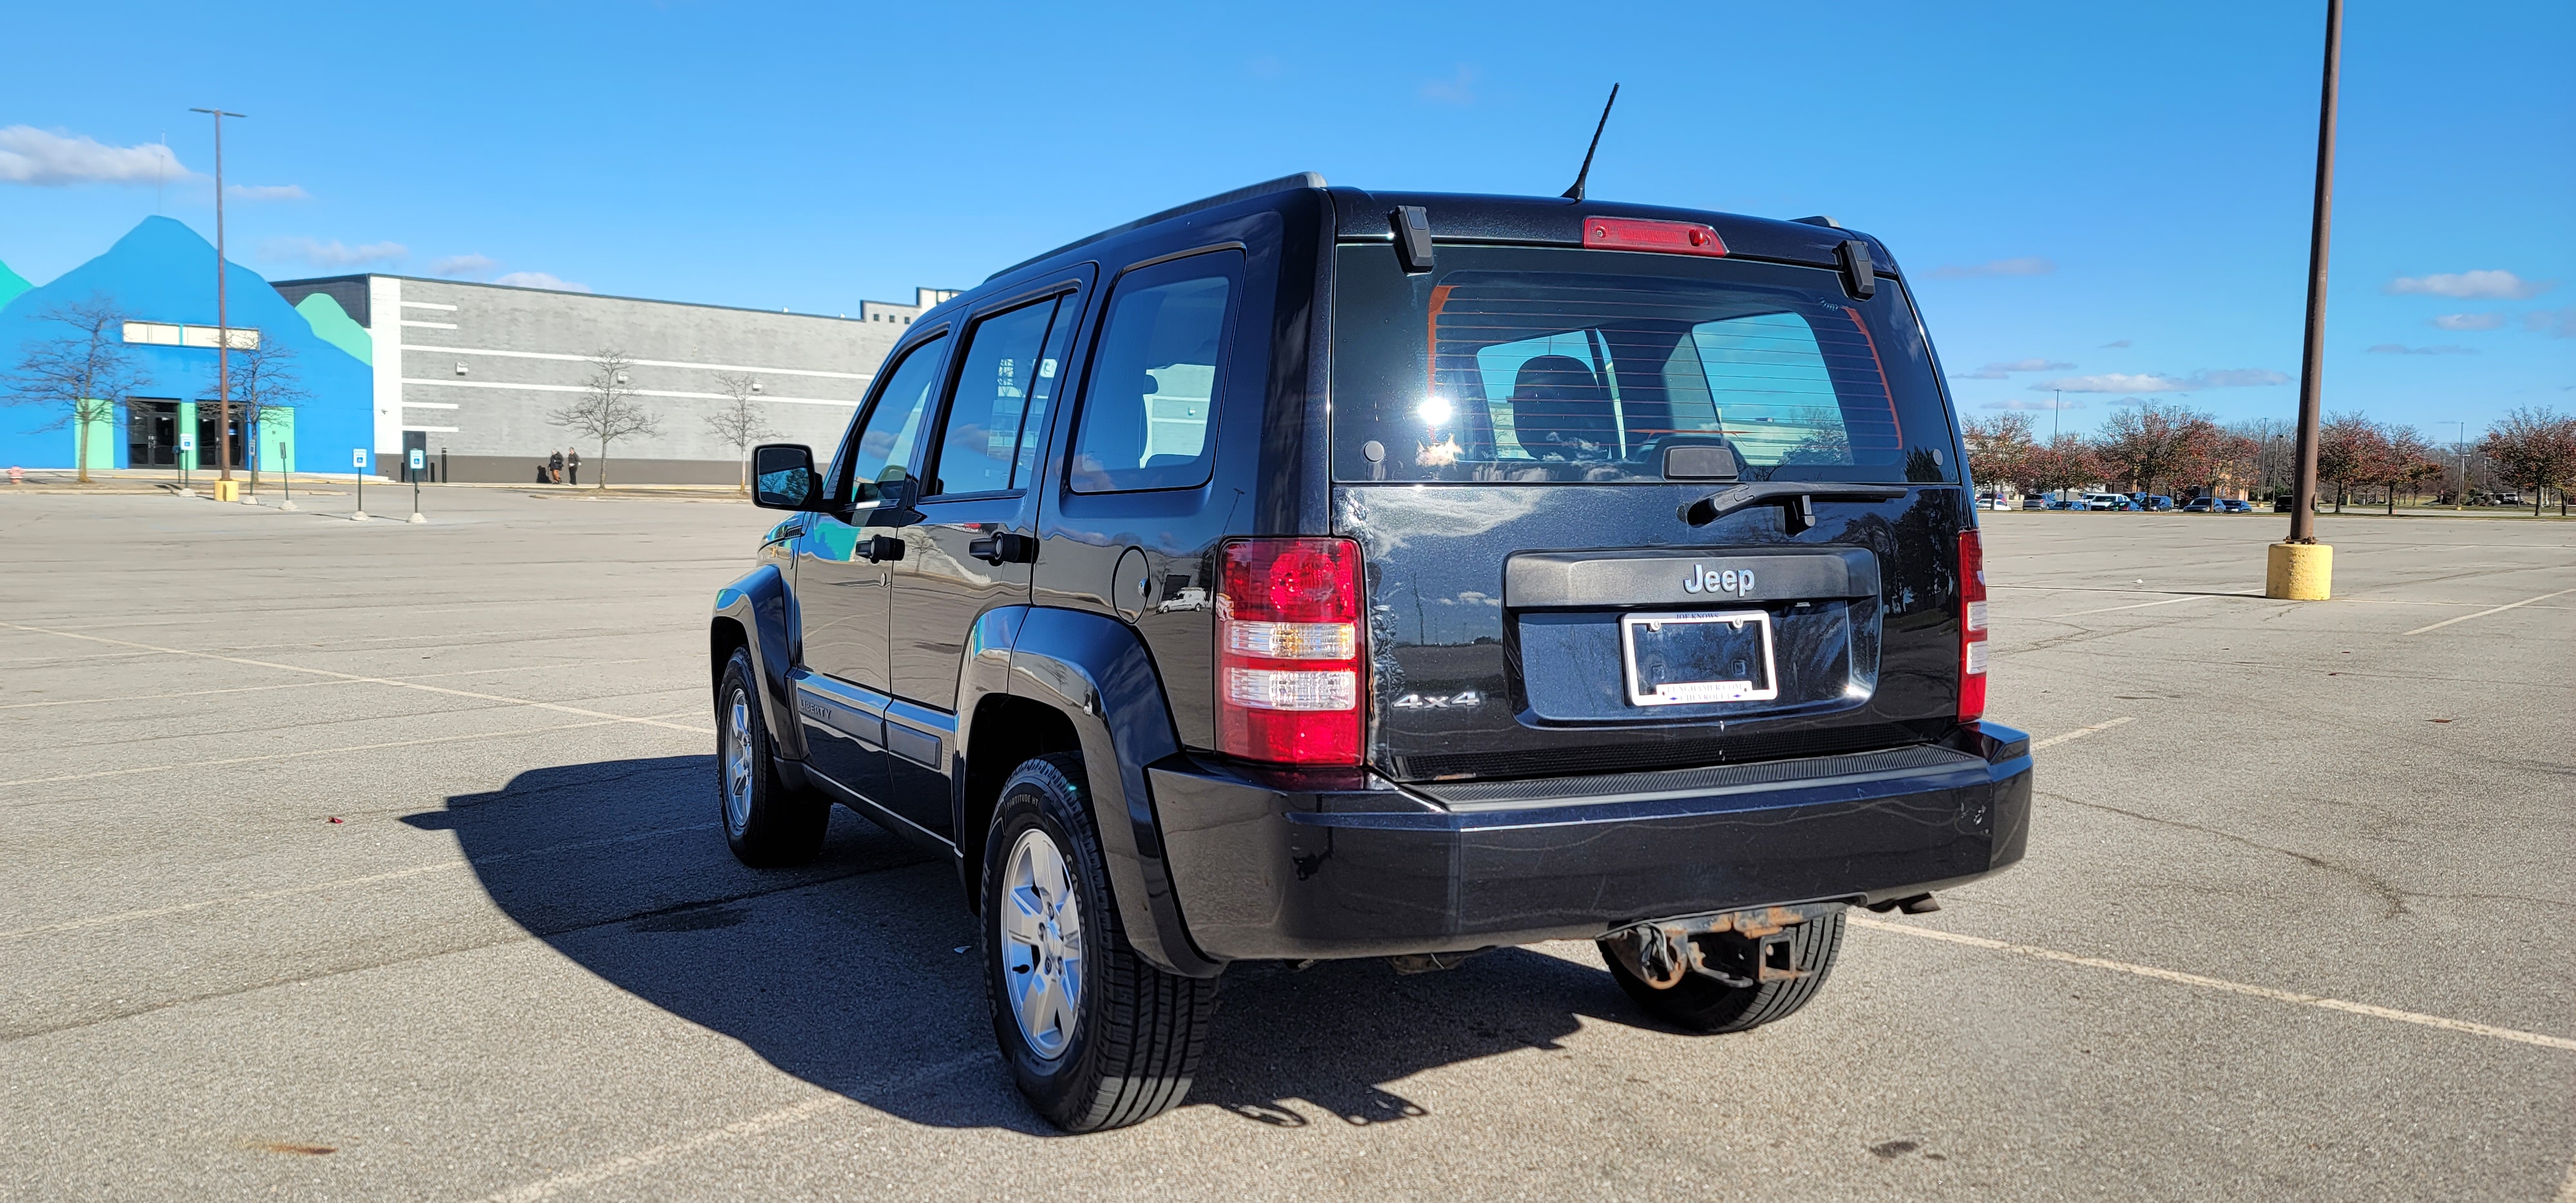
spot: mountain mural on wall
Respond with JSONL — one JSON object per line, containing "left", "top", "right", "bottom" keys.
{"left": 0, "top": 217, "right": 373, "bottom": 472}
{"left": 294, "top": 292, "right": 374, "bottom": 366}
{"left": 0, "top": 258, "right": 30, "bottom": 310}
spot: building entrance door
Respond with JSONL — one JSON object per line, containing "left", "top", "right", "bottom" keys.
{"left": 128, "top": 401, "right": 180, "bottom": 467}
{"left": 194, "top": 404, "right": 246, "bottom": 473}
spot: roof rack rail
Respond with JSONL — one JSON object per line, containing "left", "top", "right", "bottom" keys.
{"left": 1791, "top": 215, "right": 1842, "bottom": 229}
{"left": 984, "top": 171, "right": 1328, "bottom": 281}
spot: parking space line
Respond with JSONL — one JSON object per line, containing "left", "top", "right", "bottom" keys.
{"left": 0, "top": 821, "right": 718, "bottom": 941}
{"left": 2030, "top": 717, "right": 2134, "bottom": 750}
{"left": 0, "top": 714, "right": 680, "bottom": 790}
{"left": 2056, "top": 594, "right": 2227, "bottom": 617}
{"left": 475, "top": 1051, "right": 992, "bottom": 1203}
{"left": 0, "top": 659, "right": 659, "bottom": 713}
{"left": 2401, "top": 588, "right": 2576, "bottom": 636}
{"left": 1851, "top": 915, "right": 2576, "bottom": 1053}
{"left": 0, "top": 621, "right": 710, "bottom": 735}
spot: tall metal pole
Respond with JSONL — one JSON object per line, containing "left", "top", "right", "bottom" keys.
{"left": 191, "top": 108, "right": 247, "bottom": 482}
{"left": 2286, "top": 0, "right": 2340, "bottom": 542}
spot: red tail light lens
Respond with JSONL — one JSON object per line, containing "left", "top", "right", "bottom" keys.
{"left": 1583, "top": 216, "right": 1728, "bottom": 258}
{"left": 1217, "top": 538, "right": 1364, "bottom": 766}
{"left": 1957, "top": 529, "right": 1988, "bottom": 722}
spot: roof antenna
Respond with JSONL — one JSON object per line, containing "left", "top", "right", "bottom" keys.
{"left": 1561, "top": 84, "right": 1620, "bottom": 201}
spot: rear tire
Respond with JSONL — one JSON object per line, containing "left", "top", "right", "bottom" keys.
{"left": 981, "top": 754, "right": 1216, "bottom": 1132}
{"left": 715, "top": 648, "right": 828, "bottom": 867}
{"left": 1599, "top": 907, "right": 1845, "bottom": 1033}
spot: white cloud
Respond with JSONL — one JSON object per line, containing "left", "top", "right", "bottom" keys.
{"left": 0, "top": 125, "right": 189, "bottom": 185}
{"left": 2385, "top": 270, "right": 2554, "bottom": 300}
{"left": 1933, "top": 256, "right": 2056, "bottom": 280}
{"left": 2365, "top": 343, "right": 2477, "bottom": 355}
{"left": 262, "top": 236, "right": 408, "bottom": 268}
{"left": 493, "top": 270, "right": 590, "bottom": 292}
{"left": 1981, "top": 397, "right": 2087, "bottom": 411}
{"left": 228, "top": 183, "right": 308, "bottom": 201}
{"left": 2099, "top": 339, "right": 2132, "bottom": 348}
{"left": 1953, "top": 357, "right": 2076, "bottom": 380}
{"left": 2034, "top": 369, "right": 2287, "bottom": 393}
{"left": 433, "top": 254, "right": 498, "bottom": 278}
{"left": 2429, "top": 312, "right": 2506, "bottom": 330}
{"left": 1419, "top": 64, "right": 1476, "bottom": 105}
{"left": 2526, "top": 307, "right": 2576, "bottom": 338}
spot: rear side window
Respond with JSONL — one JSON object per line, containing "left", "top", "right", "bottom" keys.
{"left": 1330, "top": 245, "right": 1956, "bottom": 484}
{"left": 927, "top": 296, "right": 1063, "bottom": 497}
{"left": 841, "top": 334, "right": 944, "bottom": 504}
{"left": 1068, "top": 251, "right": 1242, "bottom": 493}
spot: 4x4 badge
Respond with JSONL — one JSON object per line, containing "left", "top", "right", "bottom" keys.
{"left": 1682, "top": 564, "right": 1756, "bottom": 596}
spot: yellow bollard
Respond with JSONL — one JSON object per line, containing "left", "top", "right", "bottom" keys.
{"left": 211, "top": 478, "right": 240, "bottom": 503}
{"left": 2265, "top": 542, "right": 2333, "bottom": 600}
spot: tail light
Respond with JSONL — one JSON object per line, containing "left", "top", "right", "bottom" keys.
{"left": 1957, "top": 529, "right": 1988, "bottom": 722}
{"left": 1217, "top": 538, "right": 1364, "bottom": 766}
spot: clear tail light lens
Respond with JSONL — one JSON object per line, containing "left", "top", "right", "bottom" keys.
{"left": 1957, "top": 528, "right": 1988, "bottom": 722}
{"left": 1217, "top": 538, "right": 1364, "bottom": 766}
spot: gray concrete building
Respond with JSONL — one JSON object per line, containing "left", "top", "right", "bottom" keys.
{"left": 270, "top": 274, "right": 960, "bottom": 484}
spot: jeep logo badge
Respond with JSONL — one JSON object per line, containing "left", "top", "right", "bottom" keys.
{"left": 1682, "top": 564, "right": 1756, "bottom": 596}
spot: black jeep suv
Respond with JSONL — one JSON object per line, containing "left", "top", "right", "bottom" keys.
{"left": 710, "top": 174, "right": 2032, "bottom": 1132}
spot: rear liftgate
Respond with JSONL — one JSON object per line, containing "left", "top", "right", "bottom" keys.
{"left": 1599, "top": 904, "right": 1840, "bottom": 990}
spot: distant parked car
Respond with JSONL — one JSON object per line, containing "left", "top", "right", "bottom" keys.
{"left": 2083, "top": 493, "right": 2124, "bottom": 511}
{"left": 2273, "top": 495, "right": 2297, "bottom": 513}
{"left": 2045, "top": 498, "right": 2084, "bottom": 511}
{"left": 2021, "top": 495, "right": 2046, "bottom": 509}
{"left": 2220, "top": 498, "right": 2253, "bottom": 513}
{"left": 2181, "top": 497, "right": 2219, "bottom": 513}
{"left": 2144, "top": 495, "right": 2175, "bottom": 511}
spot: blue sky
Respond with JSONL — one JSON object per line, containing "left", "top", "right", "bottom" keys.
{"left": 3, "top": 0, "right": 2568, "bottom": 440}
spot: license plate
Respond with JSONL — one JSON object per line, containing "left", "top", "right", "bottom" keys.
{"left": 1620, "top": 610, "right": 1779, "bottom": 706}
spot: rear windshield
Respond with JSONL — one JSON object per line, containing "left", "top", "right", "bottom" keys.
{"left": 1329, "top": 245, "right": 1959, "bottom": 484}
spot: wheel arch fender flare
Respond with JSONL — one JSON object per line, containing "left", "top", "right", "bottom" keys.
{"left": 981, "top": 605, "right": 1222, "bottom": 979}
{"left": 711, "top": 564, "right": 806, "bottom": 762}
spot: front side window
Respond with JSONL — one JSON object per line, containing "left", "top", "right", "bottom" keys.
{"left": 841, "top": 334, "right": 945, "bottom": 504}
{"left": 1331, "top": 245, "right": 1955, "bottom": 484}
{"left": 927, "top": 297, "right": 1061, "bottom": 497}
{"left": 1068, "top": 251, "right": 1240, "bottom": 493}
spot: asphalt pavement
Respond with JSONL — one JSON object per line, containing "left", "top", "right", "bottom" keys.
{"left": 2, "top": 486, "right": 2570, "bottom": 1201}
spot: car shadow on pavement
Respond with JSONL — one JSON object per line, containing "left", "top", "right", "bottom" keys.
{"left": 415, "top": 756, "right": 1654, "bottom": 1134}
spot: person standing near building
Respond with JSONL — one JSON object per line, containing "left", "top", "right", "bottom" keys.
{"left": 565, "top": 448, "right": 581, "bottom": 487}
{"left": 548, "top": 449, "right": 564, "bottom": 485}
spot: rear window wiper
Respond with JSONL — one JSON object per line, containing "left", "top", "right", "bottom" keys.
{"left": 1681, "top": 482, "right": 1907, "bottom": 533}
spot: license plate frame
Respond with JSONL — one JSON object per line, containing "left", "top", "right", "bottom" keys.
{"left": 1618, "top": 609, "right": 1779, "bottom": 706}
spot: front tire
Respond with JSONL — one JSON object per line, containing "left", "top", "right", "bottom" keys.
{"left": 1599, "top": 907, "right": 1846, "bottom": 1033}
{"left": 715, "top": 648, "right": 828, "bottom": 867}
{"left": 981, "top": 755, "right": 1216, "bottom": 1132}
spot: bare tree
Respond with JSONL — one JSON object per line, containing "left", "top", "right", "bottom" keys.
{"left": 223, "top": 337, "right": 308, "bottom": 494}
{"left": 2016, "top": 432, "right": 2103, "bottom": 498}
{"left": 5, "top": 296, "right": 149, "bottom": 484}
{"left": 705, "top": 372, "right": 779, "bottom": 495}
{"left": 548, "top": 349, "right": 659, "bottom": 489}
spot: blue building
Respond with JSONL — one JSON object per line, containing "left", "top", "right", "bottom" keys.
{"left": 0, "top": 217, "right": 372, "bottom": 477}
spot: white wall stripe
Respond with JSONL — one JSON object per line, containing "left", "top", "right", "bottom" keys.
{"left": 399, "top": 378, "right": 858, "bottom": 407}
{"left": 404, "top": 342, "right": 873, "bottom": 381}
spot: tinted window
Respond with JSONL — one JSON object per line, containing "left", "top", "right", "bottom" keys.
{"left": 1068, "top": 252, "right": 1240, "bottom": 493}
{"left": 842, "top": 334, "right": 944, "bottom": 504}
{"left": 928, "top": 297, "right": 1061, "bottom": 497}
{"left": 1330, "top": 245, "right": 1956, "bottom": 484}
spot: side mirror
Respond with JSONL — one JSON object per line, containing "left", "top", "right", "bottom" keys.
{"left": 750, "top": 443, "right": 826, "bottom": 511}
{"left": 862, "top": 469, "right": 923, "bottom": 528}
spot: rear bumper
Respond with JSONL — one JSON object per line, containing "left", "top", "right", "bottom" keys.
{"left": 1151, "top": 722, "right": 2032, "bottom": 961}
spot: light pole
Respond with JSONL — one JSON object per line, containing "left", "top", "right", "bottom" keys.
{"left": 189, "top": 107, "right": 246, "bottom": 493}
{"left": 2268, "top": 0, "right": 2340, "bottom": 600}
{"left": 2451, "top": 420, "right": 2467, "bottom": 509}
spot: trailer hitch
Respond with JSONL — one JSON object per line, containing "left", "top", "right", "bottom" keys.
{"left": 1600, "top": 903, "right": 1840, "bottom": 990}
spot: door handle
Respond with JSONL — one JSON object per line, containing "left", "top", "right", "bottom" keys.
{"left": 968, "top": 531, "right": 1036, "bottom": 565}
{"left": 861, "top": 535, "right": 904, "bottom": 563}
